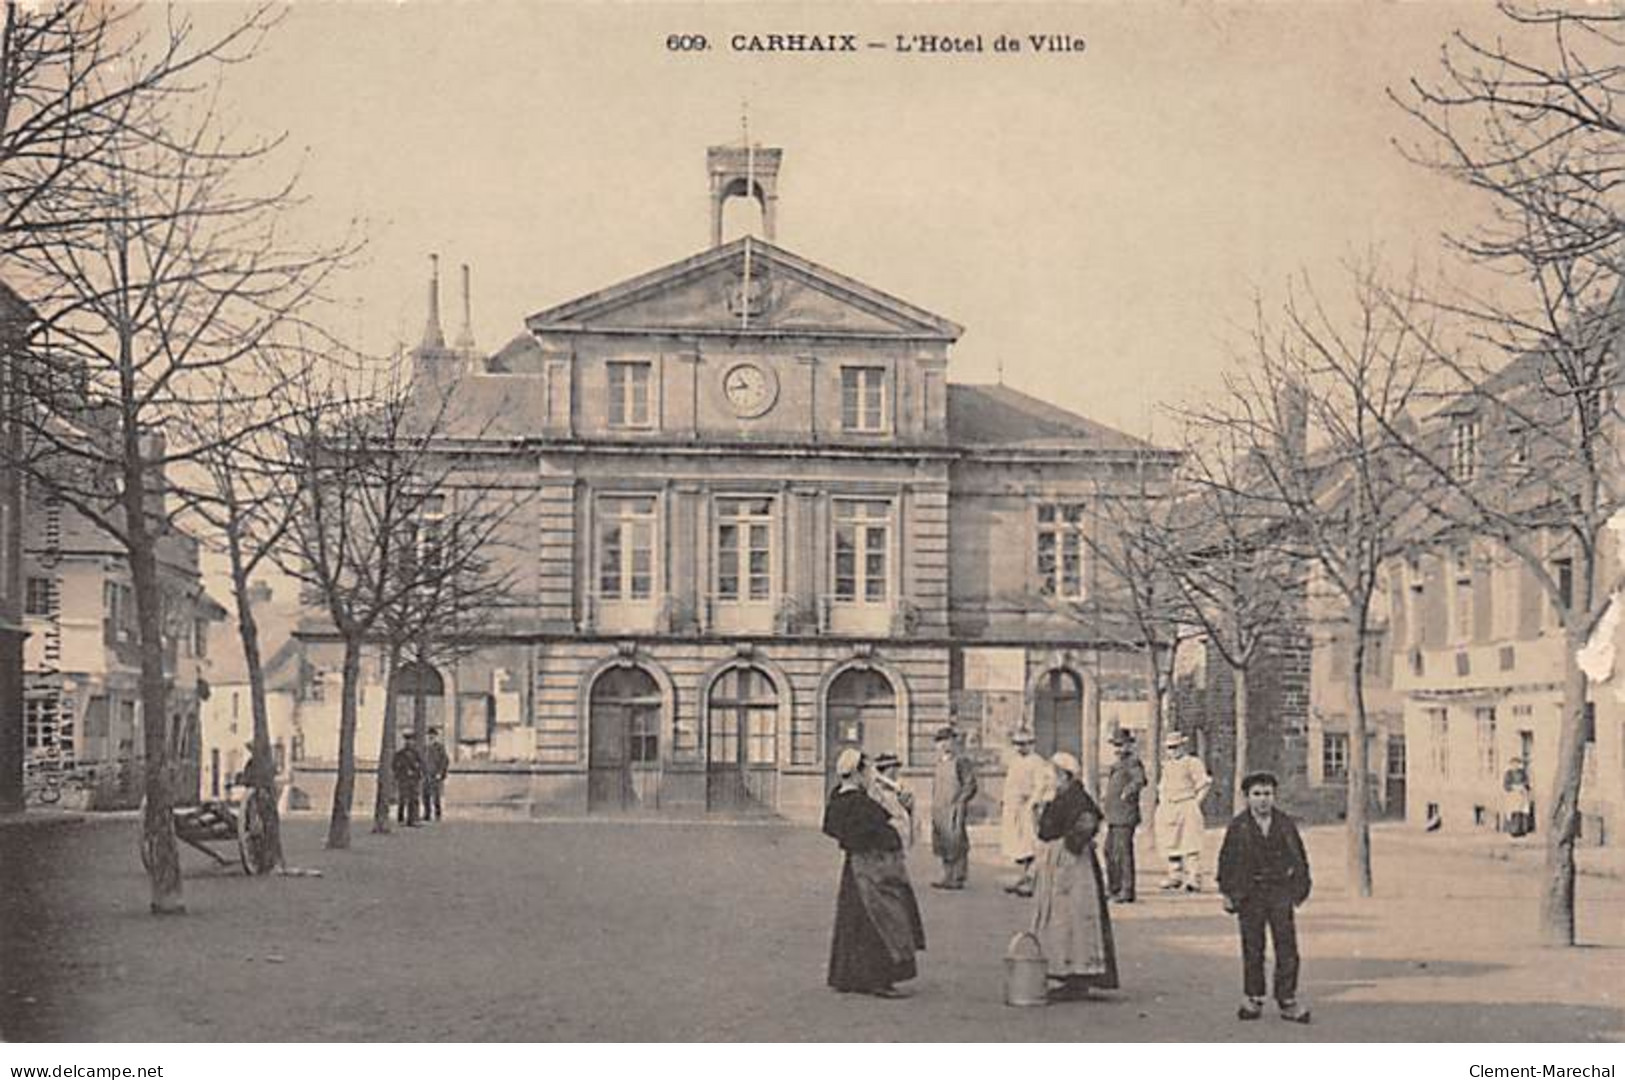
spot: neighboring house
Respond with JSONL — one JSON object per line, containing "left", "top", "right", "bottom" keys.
{"left": 1392, "top": 341, "right": 1623, "bottom": 845}
{"left": 288, "top": 141, "right": 1178, "bottom": 821}
{"left": 0, "top": 282, "right": 35, "bottom": 813}
{"left": 197, "top": 580, "right": 304, "bottom": 803}
{"left": 20, "top": 481, "right": 223, "bottom": 809}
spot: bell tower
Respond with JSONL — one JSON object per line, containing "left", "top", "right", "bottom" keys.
{"left": 708, "top": 142, "right": 781, "bottom": 248}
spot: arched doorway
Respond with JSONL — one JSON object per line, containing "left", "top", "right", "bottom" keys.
{"left": 393, "top": 662, "right": 446, "bottom": 741}
{"left": 824, "top": 667, "right": 897, "bottom": 791}
{"left": 1033, "top": 668, "right": 1084, "bottom": 761}
{"left": 706, "top": 666, "right": 779, "bottom": 813}
{"left": 588, "top": 666, "right": 662, "bottom": 812}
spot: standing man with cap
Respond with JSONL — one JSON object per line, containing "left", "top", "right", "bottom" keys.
{"left": 422, "top": 727, "right": 450, "bottom": 822}
{"left": 1103, "top": 731, "right": 1148, "bottom": 902}
{"left": 930, "top": 726, "right": 978, "bottom": 890}
{"left": 1155, "top": 730, "right": 1212, "bottom": 892}
{"left": 392, "top": 731, "right": 425, "bottom": 827}
{"left": 1000, "top": 728, "right": 1051, "bottom": 897}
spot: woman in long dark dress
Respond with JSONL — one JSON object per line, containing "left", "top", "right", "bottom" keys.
{"left": 1031, "top": 751, "right": 1119, "bottom": 1000}
{"left": 823, "top": 748, "right": 927, "bottom": 998}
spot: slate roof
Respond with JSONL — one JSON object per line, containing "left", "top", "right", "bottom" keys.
{"left": 946, "top": 384, "right": 1156, "bottom": 452}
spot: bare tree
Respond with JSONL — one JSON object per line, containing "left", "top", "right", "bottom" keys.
{"left": 7, "top": 80, "right": 349, "bottom": 911}
{"left": 0, "top": 2, "right": 280, "bottom": 258}
{"left": 1189, "top": 266, "right": 1434, "bottom": 898}
{"left": 283, "top": 360, "right": 515, "bottom": 849}
{"left": 1393, "top": 4, "right": 1624, "bottom": 945}
{"left": 1163, "top": 435, "right": 1300, "bottom": 817}
{"left": 180, "top": 345, "right": 331, "bottom": 873}
{"left": 0, "top": 0, "right": 281, "bottom": 827}
{"left": 1078, "top": 456, "right": 1195, "bottom": 813}
{"left": 367, "top": 473, "right": 516, "bottom": 834}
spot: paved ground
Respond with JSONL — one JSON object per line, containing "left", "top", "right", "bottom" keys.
{"left": 1, "top": 813, "right": 1621, "bottom": 1042}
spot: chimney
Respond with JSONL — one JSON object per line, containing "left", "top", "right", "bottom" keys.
{"left": 420, "top": 254, "right": 446, "bottom": 352}
{"left": 1278, "top": 379, "right": 1309, "bottom": 463}
{"left": 454, "top": 263, "right": 477, "bottom": 355}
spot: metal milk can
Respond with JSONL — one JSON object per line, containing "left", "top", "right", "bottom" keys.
{"left": 1004, "top": 930, "right": 1049, "bottom": 1007}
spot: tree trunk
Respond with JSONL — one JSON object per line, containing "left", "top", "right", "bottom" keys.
{"left": 372, "top": 641, "right": 403, "bottom": 833}
{"left": 1346, "top": 609, "right": 1374, "bottom": 899}
{"left": 326, "top": 634, "right": 363, "bottom": 850}
{"left": 230, "top": 545, "right": 283, "bottom": 873}
{"left": 412, "top": 640, "right": 429, "bottom": 749}
{"left": 1538, "top": 632, "right": 1589, "bottom": 946}
{"left": 1231, "top": 662, "right": 1249, "bottom": 815}
{"left": 128, "top": 503, "right": 182, "bottom": 914}
{"left": 1083, "top": 662, "right": 1103, "bottom": 795}
{"left": 1144, "top": 644, "right": 1167, "bottom": 823}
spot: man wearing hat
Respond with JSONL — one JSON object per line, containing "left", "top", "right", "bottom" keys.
{"left": 929, "top": 726, "right": 978, "bottom": 889}
{"left": 1103, "top": 731, "right": 1148, "bottom": 902}
{"left": 999, "top": 729, "right": 1051, "bottom": 897}
{"left": 422, "top": 727, "right": 450, "bottom": 822}
{"left": 869, "top": 753, "right": 915, "bottom": 849}
{"left": 392, "top": 731, "right": 425, "bottom": 827}
{"left": 1155, "top": 730, "right": 1212, "bottom": 891}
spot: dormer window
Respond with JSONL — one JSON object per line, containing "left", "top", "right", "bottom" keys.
{"left": 607, "top": 361, "right": 653, "bottom": 428}
{"left": 1449, "top": 417, "right": 1478, "bottom": 482}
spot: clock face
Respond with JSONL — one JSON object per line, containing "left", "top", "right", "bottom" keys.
{"left": 723, "top": 362, "right": 777, "bottom": 418}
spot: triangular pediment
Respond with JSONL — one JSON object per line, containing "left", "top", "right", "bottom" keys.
{"left": 526, "top": 237, "right": 962, "bottom": 340}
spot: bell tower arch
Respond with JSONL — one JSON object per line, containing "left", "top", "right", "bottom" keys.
{"left": 708, "top": 143, "right": 781, "bottom": 248}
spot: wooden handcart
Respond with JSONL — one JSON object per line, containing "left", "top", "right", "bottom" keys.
{"left": 173, "top": 792, "right": 275, "bottom": 874}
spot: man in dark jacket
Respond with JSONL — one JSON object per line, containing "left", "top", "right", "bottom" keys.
{"left": 422, "top": 728, "right": 451, "bottom": 822}
{"left": 392, "top": 732, "right": 425, "bottom": 827}
{"left": 1217, "top": 771, "right": 1312, "bottom": 1024}
{"left": 1102, "top": 732, "right": 1147, "bottom": 902}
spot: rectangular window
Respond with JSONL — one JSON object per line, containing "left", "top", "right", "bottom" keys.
{"left": 24, "top": 576, "right": 52, "bottom": 617}
{"left": 194, "top": 618, "right": 209, "bottom": 659}
{"left": 1451, "top": 546, "right": 1473, "bottom": 644}
{"left": 1036, "top": 502, "right": 1088, "bottom": 599}
{"left": 23, "top": 695, "right": 59, "bottom": 751}
{"left": 1405, "top": 556, "right": 1426, "bottom": 648}
{"left": 1553, "top": 557, "right": 1574, "bottom": 614}
{"left": 598, "top": 496, "right": 657, "bottom": 601}
{"left": 1450, "top": 418, "right": 1478, "bottom": 482}
{"left": 840, "top": 367, "right": 886, "bottom": 433}
{"left": 715, "top": 497, "right": 773, "bottom": 602}
{"left": 1427, "top": 707, "right": 1450, "bottom": 777}
{"left": 1386, "top": 735, "right": 1406, "bottom": 779}
{"left": 1322, "top": 731, "right": 1349, "bottom": 782}
{"left": 833, "top": 499, "right": 890, "bottom": 603}
{"left": 606, "top": 361, "right": 653, "bottom": 428}
{"left": 1475, "top": 706, "right": 1497, "bottom": 776}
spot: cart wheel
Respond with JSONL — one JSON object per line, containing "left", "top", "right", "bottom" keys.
{"left": 238, "top": 790, "right": 274, "bottom": 875}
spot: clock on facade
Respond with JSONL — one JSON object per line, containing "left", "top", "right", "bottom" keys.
{"left": 722, "top": 362, "right": 778, "bottom": 418}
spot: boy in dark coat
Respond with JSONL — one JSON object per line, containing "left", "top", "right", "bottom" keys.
{"left": 1217, "top": 771, "right": 1312, "bottom": 1023}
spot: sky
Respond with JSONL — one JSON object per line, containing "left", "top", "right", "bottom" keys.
{"left": 179, "top": 1, "right": 1527, "bottom": 445}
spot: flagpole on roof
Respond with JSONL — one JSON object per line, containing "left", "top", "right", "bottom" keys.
{"left": 741, "top": 100, "right": 753, "bottom": 333}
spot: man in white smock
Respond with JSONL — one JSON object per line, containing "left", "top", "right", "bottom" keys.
{"left": 1156, "top": 731, "right": 1212, "bottom": 892}
{"left": 1000, "top": 729, "right": 1053, "bottom": 897}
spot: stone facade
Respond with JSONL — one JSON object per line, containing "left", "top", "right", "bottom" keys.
{"left": 289, "top": 145, "right": 1178, "bottom": 824}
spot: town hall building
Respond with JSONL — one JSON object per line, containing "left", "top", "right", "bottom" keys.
{"left": 289, "top": 144, "right": 1177, "bottom": 822}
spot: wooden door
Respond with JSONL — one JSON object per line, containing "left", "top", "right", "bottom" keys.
{"left": 706, "top": 667, "right": 779, "bottom": 813}
{"left": 588, "top": 667, "right": 662, "bottom": 812}
{"left": 824, "top": 668, "right": 896, "bottom": 791}
{"left": 1032, "top": 669, "right": 1083, "bottom": 761}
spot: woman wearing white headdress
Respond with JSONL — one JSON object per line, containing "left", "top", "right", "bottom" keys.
{"left": 1030, "top": 751, "right": 1119, "bottom": 1000}
{"left": 823, "top": 748, "right": 927, "bottom": 998}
